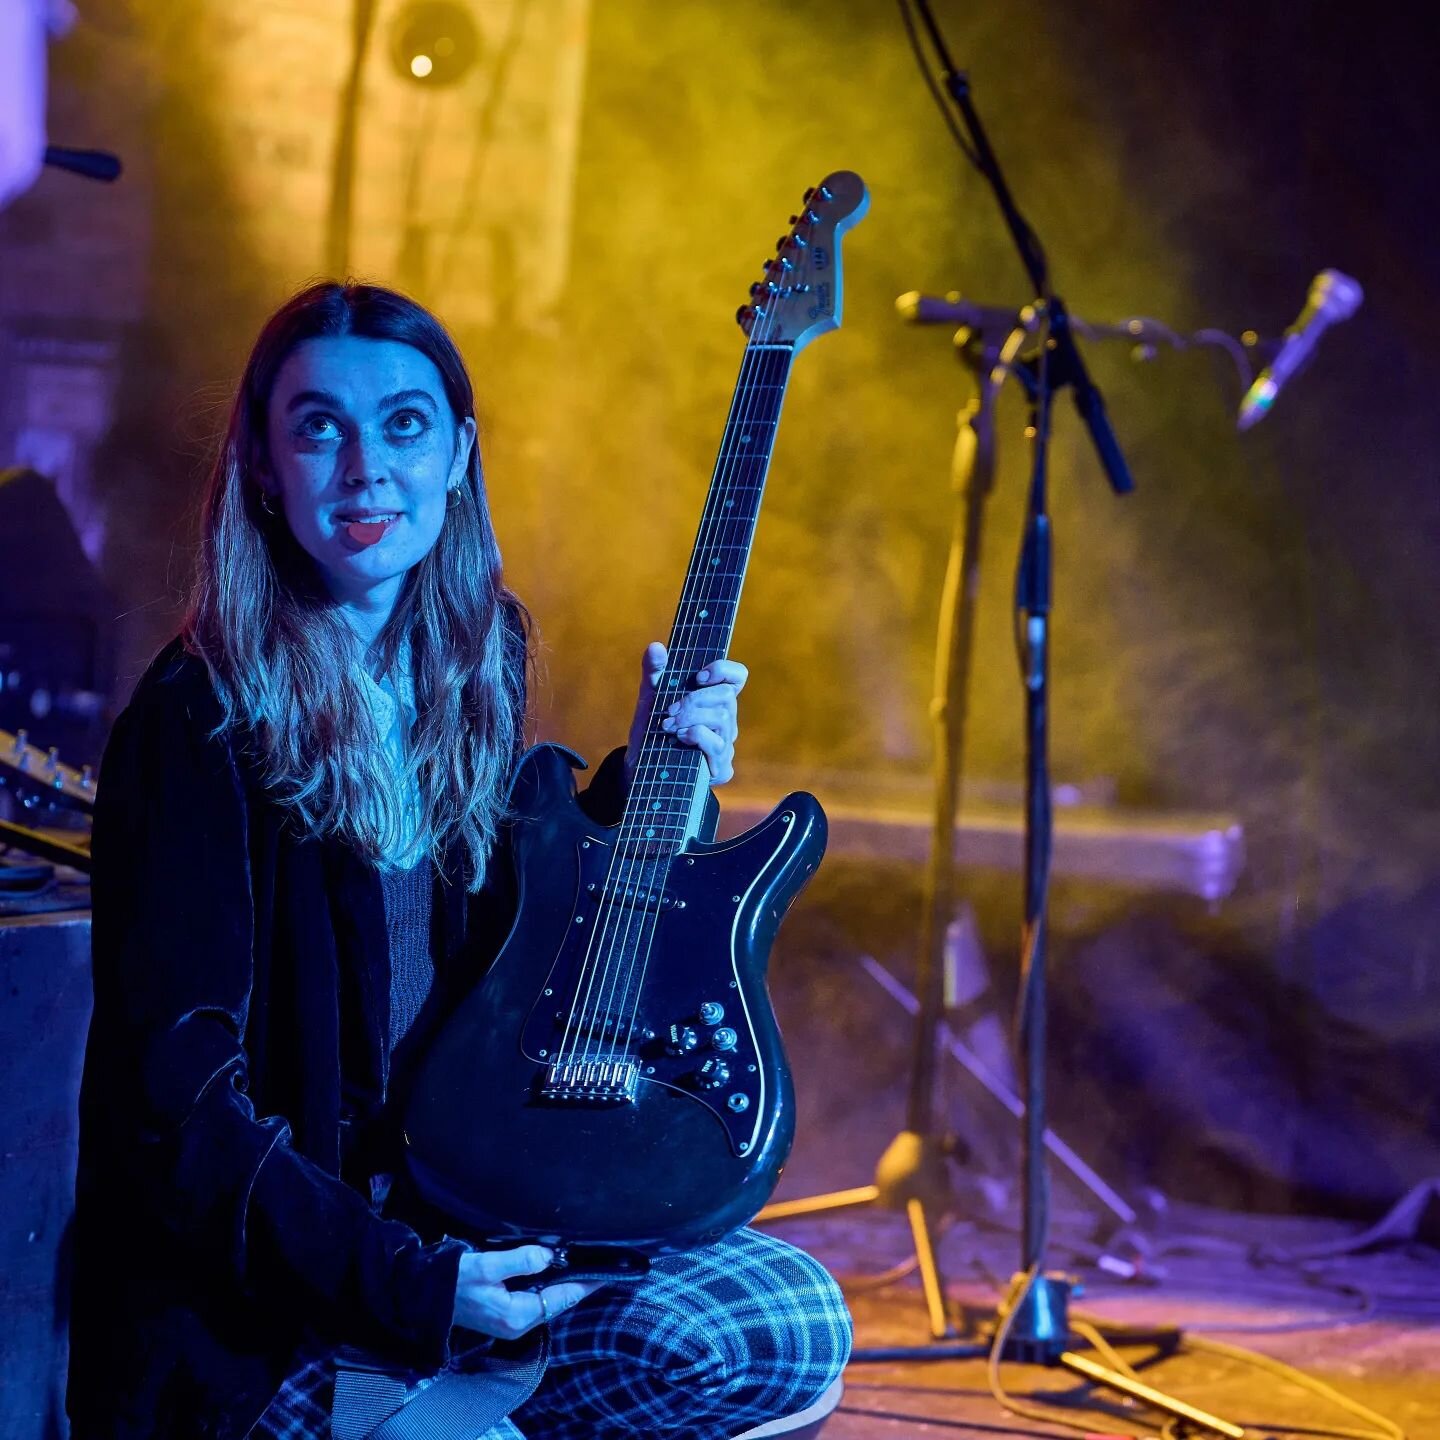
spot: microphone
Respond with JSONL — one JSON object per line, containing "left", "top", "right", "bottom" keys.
{"left": 42, "top": 146, "right": 123, "bottom": 182}
{"left": 896, "top": 289, "right": 1021, "bottom": 337}
{"left": 1237, "top": 270, "right": 1363, "bottom": 431}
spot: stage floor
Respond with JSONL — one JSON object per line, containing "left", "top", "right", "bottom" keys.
{"left": 758, "top": 1204, "right": 1440, "bottom": 1438}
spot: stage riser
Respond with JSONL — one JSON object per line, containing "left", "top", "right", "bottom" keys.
{"left": 0, "top": 914, "right": 92, "bottom": 1440}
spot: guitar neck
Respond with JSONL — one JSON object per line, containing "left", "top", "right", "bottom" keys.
{"left": 621, "top": 341, "right": 795, "bottom": 846}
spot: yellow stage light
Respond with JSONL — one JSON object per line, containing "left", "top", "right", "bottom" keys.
{"left": 390, "top": 1, "right": 480, "bottom": 88}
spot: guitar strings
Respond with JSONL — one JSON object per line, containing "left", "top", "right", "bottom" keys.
{"left": 553, "top": 294, "right": 776, "bottom": 1078}
{"left": 598, "top": 291, "right": 788, "bottom": 1060}
{"left": 563, "top": 309, "right": 778, "bottom": 1078}
{"left": 572, "top": 326, "right": 778, "bottom": 1077}
{"left": 600, "top": 286, "right": 791, "bottom": 1069}
{"left": 557, "top": 221, "right": 800, "bottom": 1088}
{"left": 612, "top": 338, "right": 790, "bottom": 1068}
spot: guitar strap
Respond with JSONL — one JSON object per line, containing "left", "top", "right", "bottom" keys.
{"left": 331, "top": 1328, "right": 548, "bottom": 1440}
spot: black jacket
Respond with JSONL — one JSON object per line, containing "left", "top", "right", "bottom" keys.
{"left": 67, "top": 640, "right": 626, "bottom": 1439}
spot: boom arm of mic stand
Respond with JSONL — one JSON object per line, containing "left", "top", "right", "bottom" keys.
{"left": 901, "top": 291, "right": 1277, "bottom": 394}
{"left": 1049, "top": 300, "right": 1135, "bottom": 497}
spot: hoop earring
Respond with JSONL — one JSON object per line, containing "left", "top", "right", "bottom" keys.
{"left": 446, "top": 486, "right": 462, "bottom": 510}
{"left": 259, "top": 491, "right": 278, "bottom": 518}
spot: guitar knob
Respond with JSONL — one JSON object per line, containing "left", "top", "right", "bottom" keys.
{"left": 697, "top": 1001, "right": 725, "bottom": 1026}
{"left": 712, "top": 1027, "right": 738, "bottom": 1052}
{"left": 696, "top": 1058, "right": 731, "bottom": 1091}
{"left": 666, "top": 1024, "right": 699, "bottom": 1056}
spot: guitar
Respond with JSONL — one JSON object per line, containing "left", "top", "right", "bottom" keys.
{"left": 0, "top": 727, "right": 97, "bottom": 815}
{"left": 0, "top": 727, "right": 96, "bottom": 873}
{"left": 404, "top": 172, "right": 870, "bottom": 1257}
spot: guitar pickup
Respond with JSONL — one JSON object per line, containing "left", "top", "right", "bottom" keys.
{"left": 585, "top": 881, "right": 686, "bottom": 913}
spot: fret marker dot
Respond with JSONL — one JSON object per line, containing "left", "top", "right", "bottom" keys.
{"left": 724, "top": 499, "right": 734, "bottom": 508}
{"left": 651, "top": 800, "right": 661, "bottom": 811}
{"left": 740, "top": 435, "right": 751, "bottom": 444}
{"left": 646, "top": 827, "right": 656, "bottom": 838}
{"left": 710, "top": 556, "right": 719, "bottom": 565}
{"left": 660, "top": 770, "right": 670, "bottom": 780}
{"left": 699, "top": 609, "right": 709, "bottom": 619}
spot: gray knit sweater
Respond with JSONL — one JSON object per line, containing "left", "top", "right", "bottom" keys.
{"left": 381, "top": 859, "right": 435, "bottom": 1052}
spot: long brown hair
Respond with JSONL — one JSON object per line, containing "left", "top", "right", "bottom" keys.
{"left": 185, "top": 280, "right": 526, "bottom": 886}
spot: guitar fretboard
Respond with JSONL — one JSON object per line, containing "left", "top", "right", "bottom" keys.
{"left": 618, "top": 342, "right": 795, "bottom": 852}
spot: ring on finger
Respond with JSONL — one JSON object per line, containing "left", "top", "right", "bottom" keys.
{"left": 538, "top": 1290, "right": 550, "bottom": 1325}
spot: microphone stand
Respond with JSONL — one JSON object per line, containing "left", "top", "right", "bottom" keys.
{"left": 756, "top": 311, "right": 1140, "bottom": 1329}
{"left": 841, "top": 4, "right": 1242, "bottom": 1434}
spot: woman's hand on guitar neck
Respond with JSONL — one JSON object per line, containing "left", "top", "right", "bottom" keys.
{"left": 626, "top": 641, "right": 748, "bottom": 787}
{"left": 452, "top": 1245, "right": 603, "bottom": 1339}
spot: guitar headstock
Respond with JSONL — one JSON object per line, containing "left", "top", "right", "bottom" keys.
{"left": 0, "top": 727, "right": 97, "bottom": 816}
{"left": 737, "top": 170, "right": 869, "bottom": 353}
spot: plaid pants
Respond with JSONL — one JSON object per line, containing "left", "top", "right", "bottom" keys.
{"left": 247, "top": 1227, "right": 851, "bottom": 1440}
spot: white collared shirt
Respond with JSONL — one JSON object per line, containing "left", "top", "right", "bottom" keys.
{"left": 355, "top": 655, "right": 427, "bottom": 870}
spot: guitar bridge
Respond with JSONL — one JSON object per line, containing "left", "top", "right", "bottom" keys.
{"left": 541, "top": 1056, "right": 640, "bottom": 1103}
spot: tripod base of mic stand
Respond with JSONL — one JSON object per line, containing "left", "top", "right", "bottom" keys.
{"left": 756, "top": 1130, "right": 963, "bottom": 1339}
{"left": 1000, "top": 1269, "right": 1071, "bottom": 1364}
{"left": 999, "top": 1272, "right": 1244, "bottom": 1439}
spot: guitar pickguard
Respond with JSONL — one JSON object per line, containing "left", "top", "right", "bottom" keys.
{"left": 516, "top": 811, "right": 804, "bottom": 1157}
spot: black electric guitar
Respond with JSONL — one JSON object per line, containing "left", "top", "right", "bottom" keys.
{"left": 405, "top": 172, "right": 869, "bottom": 1258}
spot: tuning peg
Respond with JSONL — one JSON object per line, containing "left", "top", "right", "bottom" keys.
{"left": 775, "top": 236, "right": 788, "bottom": 252}
{"left": 13, "top": 728, "right": 27, "bottom": 754}
{"left": 802, "top": 187, "right": 814, "bottom": 201}
{"left": 79, "top": 764, "right": 94, "bottom": 789}
{"left": 45, "top": 746, "right": 59, "bottom": 771}
{"left": 816, "top": 183, "right": 833, "bottom": 201}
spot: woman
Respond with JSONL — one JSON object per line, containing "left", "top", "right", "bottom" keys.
{"left": 67, "top": 282, "right": 850, "bottom": 1440}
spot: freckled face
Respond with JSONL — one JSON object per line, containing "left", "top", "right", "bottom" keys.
{"left": 263, "top": 335, "right": 476, "bottom": 607}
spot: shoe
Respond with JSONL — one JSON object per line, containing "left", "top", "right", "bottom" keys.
{"left": 729, "top": 1376, "right": 844, "bottom": 1439}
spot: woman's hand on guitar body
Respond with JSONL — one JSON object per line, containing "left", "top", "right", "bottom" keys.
{"left": 452, "top": 1245, "right": 603, "bottom": 1339}
{"left": 626, "top": 641, "right": 748, "bottom": 787}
